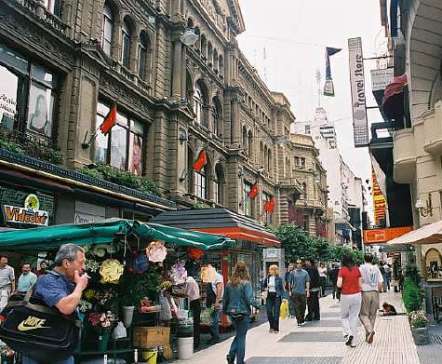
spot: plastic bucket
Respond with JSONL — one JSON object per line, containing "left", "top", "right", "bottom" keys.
{"left": 142, "top": 348, "right": 158, "bottom": 364}
{"left": 177, "top": 337, "right": 194, "bottom": 360}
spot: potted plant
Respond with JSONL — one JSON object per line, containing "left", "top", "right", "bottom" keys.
{"left": 409, "top": 310, "right": 430, "bottom": 345}
{"left": 88, "top": 311, "right": 117, "bottom": 351}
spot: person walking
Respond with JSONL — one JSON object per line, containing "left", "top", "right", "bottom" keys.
{"left": 337, "top": 254, "right": 362, "bottom": 348}
{"left": 21, "top": 244, "right": 89, "bottom": 364}
{"left": 16, "top": 263, "right": 37, "bottom": 294}
{"left": 223, "top": 262, "right": 260, "bottom": 364}
{"left": 0, "top": 255, "right": 15, "bottom": 313}
{"left": 262, "top": 265, "right": 284, "bottom": 333}
{"left": 318, "top": 263, "right": 328, "bottom": 297}
{"left": 207, "top": 265, "right": 224, "bottom": 344}
{"left": 289, "top": 259, "right": 310, "bottom": 327}
{"left": 329, "top": 264, "right": 340, "bottom": 300}
{"left": 359, "top": 254, "right": 384, "bottom": 344}
{"left": 284, "top": 263, "right": 296, "bottom": 318}
{"left": 383, "top": 263, "right": 392, "bottom": 291}
{"left": 305, "top": 259, "right": 321, "bottom": 321}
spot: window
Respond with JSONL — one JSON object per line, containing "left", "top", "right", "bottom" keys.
{"left": 213, "top": 49, "right": 218, "bottom": 71}
{"left": 262, "top": 192, "right": 272, "bottom": 225}
{"left": 138, "top": 31, "right": 150, "bottom": 80}
{"left": 295, "top": 156, "right": 306, "bottom": 169}
{"left": 243, "top": 182, "right": 252, "bottom": 216}
{"left": 95, "top": 102, "right": 144, "bottom": 174}
{"left": 200, "top": 34, "right": 207, "bottom": 58}
{"left": 242, "top": 126, "right": 247, "bottom": 152}
{"left": 214, "top": 164, "right": 224, "bottom": 204}
{"left": 248, "top": 131, "right": 253, "bottom": 157}
{"left": 0, "top": 44, "right": 57, "bottom": 139}
{"left": 268, "top": 149, "right": 272, "bottom": 173}
{"left": 302, "top": 182, "right": 307, "bottom": 199}
{"left": 44, "top": 0, "right": 62, "bottom": 16}
{"left": 101, "top": 2, "right": 113, "bottom": 57}
{"left": 121, "top": 18, "right": 132, "bottom": 68}
{"left": 305, "top": 125, "right": 311, "bottom": 134}
{"left": 193, "top": 83, "right": 203, "bottom": 124}
{"left": 303, "top": 215, "right": 310, "bottom": 233}
{"left": 219, "top": 55, "right": 224, "bottom": 76}
{"left": 208, "top": 42, "right": 213, "bottom": 65}
{"left": 212, "top": 97, "right": 222, "bottom": 136}
{"left": 194, "top": 167, "right": 207, "bottom": 199}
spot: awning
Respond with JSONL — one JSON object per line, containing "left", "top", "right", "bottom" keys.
{"left": 0, "top": 219, "right": 234, "bottom": 251}
{"left": 151, "top": 208, "right": 281, "bottom": 247}
{"left": 382, "top": 74, "right": 407, "bottom": 121}
{"left": 388, "top": 220, "right": 442, "bottom": 245}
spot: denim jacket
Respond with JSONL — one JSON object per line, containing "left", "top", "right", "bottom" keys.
{"left": 262, "top": 275, "right": 285, "bottom": 298}
{"left": 222, "top": 281, "right": 259, "bottom": 316}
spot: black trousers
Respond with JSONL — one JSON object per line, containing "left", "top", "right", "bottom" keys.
{"left": 266, "top": 292, "right": 281, "bottom": 331}
{"left": 306, "top": 291, "right": 320, "bottom": 320}
{"left": 190, "top": 299, "right": 201, "bottom": 348}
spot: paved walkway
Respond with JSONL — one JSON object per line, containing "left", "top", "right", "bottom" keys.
{"left": 175, "top": 291, "right": 420, "bottom": 364}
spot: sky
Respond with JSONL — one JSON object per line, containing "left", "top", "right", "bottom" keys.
{"left": 237, "top": 0, "right": 386, "bottom": 197}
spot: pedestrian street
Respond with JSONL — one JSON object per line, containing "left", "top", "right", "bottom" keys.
{"left": 175, "top": 291, "right": 420, "bottom": 364}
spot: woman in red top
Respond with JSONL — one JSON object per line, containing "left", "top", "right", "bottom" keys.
{"left": 337, "top": 254, "right": 362, "bottom": 348}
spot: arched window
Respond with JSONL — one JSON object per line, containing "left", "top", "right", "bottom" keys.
{"left": 194, "top": 165, "right": 207, "bottom": 199}
{"left": 121, "top": 17, "right": 132, "bottom": 68}
{"left": 200, "top": 34, "right": 207, "bottom": 59}
{"left": 193, "top": 85, "right": 203, "bottom": 124}
{"left": 214, "top": 164, "right": 225, "bottom": 204}
{"left": 208, "top": 42, "right": 213, "bottom": 65}
{"left": 248, "top": 131, "right": 253, "bottom": 157}
{"left": 212, "top": 97, "right": 222, "bottom": 136}
{"left": 138, "top": 31, "right": 150, "bottom": 80}
{"left": 242, "top": 126, "right": 248, "bottom": 152}
{"left": 219, "top": 55, "right": 224, "bottom": 77}
{"left": 213, "top": 49, "right": 218, "bottom": 71}
{"left": 101, "top": 2, "right": 114, "bottom": 56}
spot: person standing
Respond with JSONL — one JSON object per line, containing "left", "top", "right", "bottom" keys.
{"left": 359, "top": 254, "right": 384, "bottom": 344}
{"left": 305, "top": 259, "right": 321, "bottom": 321}
{"left": 318, "top": 263, "right": 328, "bottom": 297}
{"left": 207, "top": 265, "right": 224, "bottom": 344}
{"left": 16, "top": 263, "right": 38, "bottom": 294}
{"left": 223, "top": 262, "right": 260, "bottom": 364}
{"left": 383, "top": 263, "right": 392, "bottom": 291}
{"left": 337, "top": 255, "right": 362, "bottom": 348}
{"left": 262, "top": 265, "right": 284, "bottom": 333}
{"left": 329, "top": 264, "right": 340, "bottom": 300}
{"left": 37, "top": 261, "right": 48, "bottom": 277}
{"left": 21, "top": 244, "right": 89, "bottom": 364}
{"left": 0, "top": 255, "right": 15, "bottom": 313}
{"left": 289, "top": 260, "right": 310, "bottom": 327}
{"left": 285, "top": 263, "right": 296, "bottom": 318}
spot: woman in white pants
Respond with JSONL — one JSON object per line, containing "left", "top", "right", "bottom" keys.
{"left": 337, "top": 255, "right": 362, "bottom": 348}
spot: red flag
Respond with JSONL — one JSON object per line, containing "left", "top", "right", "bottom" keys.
{"left": 99, "top": 105, "right": 117, "bottom": 135}
{"left": 248, "top": 183, "right": 259, "bottom": 199}
{"left": 264, "top": 197, "right": 275, "bottom": 213}
{"left": 193, "top": 150, "right": 207, "bottom": 172}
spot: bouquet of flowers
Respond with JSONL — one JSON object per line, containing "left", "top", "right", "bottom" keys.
{"left": 88, "top": 311, "right": 117, "bottom": 334}
{"left": 409, "top": 310, "right": 429, "bottom": 328}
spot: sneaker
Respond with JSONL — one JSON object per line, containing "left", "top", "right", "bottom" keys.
{"left": 367, "top": 331, "right": 375, "bottom": 344}
{"left": 345, "top": 335, "right": 354, "bottom": 346}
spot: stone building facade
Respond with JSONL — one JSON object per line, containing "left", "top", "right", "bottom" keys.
{"left": 0, "top": 0, "right": 310, "bottom": 228}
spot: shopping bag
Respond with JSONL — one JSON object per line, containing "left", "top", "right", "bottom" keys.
{"left": 279, "top": 299, "right": 289, "bottom": 320}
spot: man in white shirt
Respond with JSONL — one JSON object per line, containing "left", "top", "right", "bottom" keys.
{"left": 359, "top": 254, "right": 384, "bottom": 344}
{"left": 0, "top": 256, "right": 15, "bottom": 312}
{"left": 208, "top": 266, "right": 224, "bottom": 344}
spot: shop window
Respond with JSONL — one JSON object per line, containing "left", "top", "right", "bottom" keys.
{"left": 194, "top": 167, "right": 207, "bottom": 199}
{"left": 95, "top": 102, "right": 144, "bottom": 175}
{"left": 243, "top": 182, "right": 252, "bottom": 217}
{"left": 101, "top": 2, "right": 114, "bottom": 57}
{"left": 121, "top": 18, "right": 132, "bottom": 68}
{"left": 0, "top": 44, "right": 57, "bottom": 139}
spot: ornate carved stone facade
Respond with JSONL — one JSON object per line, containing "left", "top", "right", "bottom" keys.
{"left": 0, "top": 0, "right": 322, "bottom": 228}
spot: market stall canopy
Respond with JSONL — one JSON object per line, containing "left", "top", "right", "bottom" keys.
{"left": 0, "top": 219, "right": 234, "bottom": 251}
{"left": 151, "top": 208, "right": 280, "bottom": 247}
{"left": 388, "top": 220, "right": 442, "bottom": 246}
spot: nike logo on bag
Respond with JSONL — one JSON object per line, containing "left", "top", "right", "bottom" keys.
{"left": 17, "top": 316, "right": 49, "bottom": 331}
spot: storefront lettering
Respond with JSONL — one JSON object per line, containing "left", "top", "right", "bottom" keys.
{"left": 3, "top": 205, "right": 49, "bottom": 226}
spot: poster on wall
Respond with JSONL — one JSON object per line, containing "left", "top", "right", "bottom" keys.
{"left": 348, "top": 37, "right": 369, "bottom": 147}
{"left": 27, "top": 83, "right": 54, "bottom": 137}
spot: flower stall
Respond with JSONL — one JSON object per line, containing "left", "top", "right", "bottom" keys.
{"left": 0, "top": 219, "right": 233, "bottom": 363}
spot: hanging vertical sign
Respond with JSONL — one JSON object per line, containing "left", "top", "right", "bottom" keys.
{"left": 323, "top": 47, "right": 342, "bottom": 96}
{"left": 348, "top": 37, "right": 369, "bottom": 147}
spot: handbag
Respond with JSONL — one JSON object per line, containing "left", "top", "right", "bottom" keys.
{"left": 0, "top": 290, "right": 80, "bottom": 362}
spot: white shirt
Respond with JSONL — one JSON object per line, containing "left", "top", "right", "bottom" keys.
{"left": 360, "top": 263, "right": 384, "bottom": 292}
{"left": 268, "top": 276, "right": 276, "bottom": 292}
{"left": 211, "top": 272, "right": 224, "bottom": 298}
{"left": 318, "top": 267, "right": 327, "bottom": 278}
{"left": 184, "top": 276, "right": 200, "bottom": 301}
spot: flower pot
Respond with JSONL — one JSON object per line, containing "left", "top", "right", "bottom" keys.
{"left": 122, "top": 306, "right": 135, "bottom": 327}
{"left": 98, "top": 330, "right": 111, "bottom": 352}
{"left": 411, "top": 326, "right": 430, "bottom": 345}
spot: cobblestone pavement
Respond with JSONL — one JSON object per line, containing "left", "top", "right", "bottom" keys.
{"left": 174, "top": 291, "right": 421, "bottom": 364}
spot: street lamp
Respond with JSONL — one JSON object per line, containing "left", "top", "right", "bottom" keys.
{"left": 415, "top": 193, "right": 433, "bottom": 217}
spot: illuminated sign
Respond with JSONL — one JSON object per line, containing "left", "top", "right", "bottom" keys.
{"left": 3, "top": 194, "right": 49, "bottom": 226}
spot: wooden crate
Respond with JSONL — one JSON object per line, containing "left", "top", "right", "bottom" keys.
{"left": 133, "top": 326, "right": 170, "bottom": 349}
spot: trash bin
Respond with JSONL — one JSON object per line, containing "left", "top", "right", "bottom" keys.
{"left": 177, "top": 337, "right": 193, "bottom": 360}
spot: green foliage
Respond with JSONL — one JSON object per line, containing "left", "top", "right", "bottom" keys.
{"left": 80, "top": 163, "right": 161, "bottom": 196}
{"left": 119, "top": 267, "right": 161, "bottom": 306}
{"left": 404, "top": 263, "right": 421, "bottom": 285}
{"left": 403, "top": 277, "right": 423, "bottom": 313}
{"left": 193, "top": 202, "right": 211, "bottom": 209}
{"left": 272, "top": 224, "right": 363, "bottom": 264}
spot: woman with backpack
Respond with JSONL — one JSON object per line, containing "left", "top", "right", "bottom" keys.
{"left": 223, "top": 262, "right": 260, "bottom": 364}
{"left": 262, "top": 265, "right": 284, "bottom": 333}
{"left": 337, "top": 254, "right": 362, "bottom": 348}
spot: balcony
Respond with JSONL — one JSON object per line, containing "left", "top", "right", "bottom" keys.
{"left": 393, "top": 128, "right": 416, "bottom": 184}
{"left": 424, "top": 101, "right": 442, "bottom": 156}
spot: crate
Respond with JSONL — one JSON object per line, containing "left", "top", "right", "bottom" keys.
{"left": 133, "top": 326, "right": 170, "bottom": 349}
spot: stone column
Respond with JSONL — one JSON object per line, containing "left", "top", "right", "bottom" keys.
{"left": 171, "top": 35, "right": 183, "bottom": 100}
{"left": 231, "top": 95, "right": 240, "bottom": 145}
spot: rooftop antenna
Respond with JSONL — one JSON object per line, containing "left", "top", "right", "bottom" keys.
{"left": 316, "top": 69, "right": 322, "bottom": 108}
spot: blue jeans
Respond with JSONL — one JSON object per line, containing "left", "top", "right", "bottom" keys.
{"left": 22, "top": 356, "right": 74, "bottom": 364}
{"left": 228, "top": 316, "right": 249, "bottom": 364}
{"left": 209, "top": 308, "right": 221, "bottom": 341}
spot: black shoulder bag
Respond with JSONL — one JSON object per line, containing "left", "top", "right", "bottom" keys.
{"left": 0, "top": 290, "right": 80, "bottom": 362}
